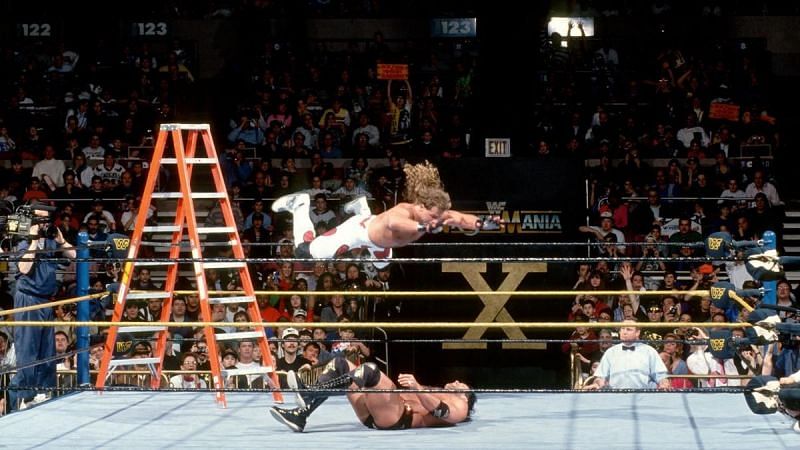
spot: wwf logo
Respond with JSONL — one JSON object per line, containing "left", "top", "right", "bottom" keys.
{"left": 113, "top": 238, "right": 131, "bottom": 251}
{"left": 710, "top": 338, "right": 725, "bottom": 352}
{"left": 707, "top": 237, "right": 722, "bottom": 251}
{"left": 710, "top": 286, "right": 725, "bottom": 300}
{"left": 485, "top": 201, "right": 506, "bottom": 215}
{"left": 116, "top": 340, "right": 132, "bottom": 354}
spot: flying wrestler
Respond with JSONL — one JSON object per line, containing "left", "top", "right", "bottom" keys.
{"left": 271, "top": 161, "right": 501, "bottom": 267}
{"left": 269, "top": 356, "right": 476, "bottom": 431}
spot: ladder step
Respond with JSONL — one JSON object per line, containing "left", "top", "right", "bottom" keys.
{"left": 153, "top": 247, "right": 192, "bottom": 254}
{"left": 158, "top": 211, "right": 210, "bottom": 218}
{"left": 785, "top": 246, "right": 800, "bottom": 253}
{"left": 132, "top": 261, "right": 178, "bottom": 267}
{"left": 214, "top": 331, "right": 264, "bottom": 341}
{"left": 152, "top": 240, "right": 238, "bottom": 252}
{"left": 160, "top": 157, "right": 217, "bottom": 164}
{"left": 152, "top": 192, "right": 227, "bottom": 199}
{"left": 783, "top": 234, "right": 800, "bottom": 241}
{"left": 150, "top": 192, "right": 182, "bottom": 199}
{"left": 786, "top": 211, "right": 800, "bottom": 218}
{"left": 203, "top": 262, "right": 247, "bottom": 269}
{"left": 126, "top": 292, "right": 172, "bottom": 300}
{"left": 208, "top": 295, "right": 257, "bottom": 305}
{"left": 198, "top": 227, "right": 236, "bottom": 234}
{"left": 222, "top": 366, "right": 273, "bottom": 377}
{"left": 115, "top": 326, "right": 168, "bottom": 334}
{"left": 160, "top": 123, "right": 211, "bottom": 131}
{"left": 143, "top": 225, "right": 235, "bottom": 234}
{"left": 785, "top": 223, "right": 800, "bottom": 229}
{"left": 143, "top": 225, "right": 181, "bottom": 233}
{"left": 143, "top": 239, "right": 235, "bottom": 246}
{"left": 108, "top": 357, "right": 162, "bottom": 367}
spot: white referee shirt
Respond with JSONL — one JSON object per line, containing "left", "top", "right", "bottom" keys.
{"left": 596, "top": 343, "right": 668, "bottom": 389}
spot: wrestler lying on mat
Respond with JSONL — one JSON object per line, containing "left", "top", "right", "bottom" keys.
{"left": 270, "top": 355, "right": 476, "bottom": 432}
{"left": 272, "top": 161, "right": 501, "bottom": 268}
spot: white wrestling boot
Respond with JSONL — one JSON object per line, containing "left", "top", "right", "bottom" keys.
{"left": 271, "top": 193, "right": 309, "bottom": 213}
{"left": 286, "top": 370, "right": 307, "bottom": 409}
{"left": 343, "top": 196, "right": 370, "bottom": 216}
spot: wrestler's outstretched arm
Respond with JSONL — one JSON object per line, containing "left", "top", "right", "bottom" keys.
{"left": 442, "top": 210, "right": 502, "bottom": 231}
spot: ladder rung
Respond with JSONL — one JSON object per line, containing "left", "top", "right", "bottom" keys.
{"left": 108, "top": 357, "right": 162, "bottom": 367}
{"left": 158, "top": 211, "right": 210, "bottom": 218}
{"left": 132, "top": 261, "right": 178, "bottom": 267}
{"left": 142, "top": 240, "right": 186, "bottom": 247}
{"left": 214, "top": 331, "right": 264, "bottom": 341}
{"left": 146, "top": 226, "right": 235, "bottom": 234}
{"left": 198, "top": 227, "right": 236, "bottom": 234}
{"left": 193, "top": 192, "right": 227, "bottom": 199}
{"left": 203, "top": 262, "right": 247, "bottom": 269}
{"left": 160, "top": 157, "right": 217, "bottom": 164}
{"left": 222, "top": 367, "right": 273, "bottom": 377}
{"left": 152, "top": 192, "right": 227, "bottom": 199}
{"left": 114, "top": 326, "right": 168, "bottom": 334}
{"left": 152, "top": 240, "right": 238, "bottom": 251}
{"left": 126, "top": 292, "right": 171, "bottom": 300}
{"left": 160, "top": 123, "right": 211, "bottom": 131}
{"left": 143, "top": 225, "right": 181, "bottom": 233}
{"left": 208, "top": 295, "right": 256, "bottom": 305}
{"left": 153, "top": 247, "right": 192, "bottom": 253}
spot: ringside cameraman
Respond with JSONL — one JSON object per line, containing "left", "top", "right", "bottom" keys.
{"left": 7, "top": 205, "right": 75, "bottom": 411}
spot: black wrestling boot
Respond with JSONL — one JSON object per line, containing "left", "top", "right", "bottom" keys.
{"left": 272, "top": 360, "right": 354, "bottom": 432}
{"left": 270, "top": 406, "right": 309, "bottom": 432}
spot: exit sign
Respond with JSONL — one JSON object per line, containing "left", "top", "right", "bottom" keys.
{"left": 485, "top": 138, "right": 511, "bottom": 157}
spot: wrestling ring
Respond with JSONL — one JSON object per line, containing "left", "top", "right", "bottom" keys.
{"left": 1, "top": 239, "right": 798, "bottom": 449}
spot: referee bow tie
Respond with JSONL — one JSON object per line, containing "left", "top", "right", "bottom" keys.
{"left": 622, "top": 345, "right": 636, "bottom": 351}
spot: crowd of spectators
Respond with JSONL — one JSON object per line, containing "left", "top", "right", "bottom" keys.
{"left": 532, "top": 6, "right": 797, "bottom": 391}
{"left": 0, "top": 20, "right": 442, "bottom": 407}
{"left": 1, "top": 4, "right": 798, "bottom": 413}
{"left": 0, "top": 0, "right": 484, "bottom": 403}
{"left": 567, "top": 260, "right": 792, "bottom": 391}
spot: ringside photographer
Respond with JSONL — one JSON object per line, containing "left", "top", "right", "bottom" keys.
{"left": 4, "top": 201, "right": 76, "bottom": 411}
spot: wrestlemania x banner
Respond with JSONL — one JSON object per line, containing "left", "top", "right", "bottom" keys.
{"left": 397, "top": 158, "right": 585, "bottom": 352}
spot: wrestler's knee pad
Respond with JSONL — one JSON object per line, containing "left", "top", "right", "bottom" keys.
{"left": 744, "top": 376, "right": 780, "bottom": 414}
{"left": 350, "top": 362, "right": 381, "bottom": 389}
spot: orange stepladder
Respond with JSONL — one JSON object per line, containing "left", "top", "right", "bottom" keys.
{"left": 95, "top": 123, "right": 282, "bottom": 406}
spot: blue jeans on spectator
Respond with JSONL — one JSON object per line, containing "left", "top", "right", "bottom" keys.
{"left": 8, "top": 292, "right": 56, "bottom": 410}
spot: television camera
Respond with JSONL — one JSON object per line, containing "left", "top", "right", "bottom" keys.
{"left": 0, "top": 201, "right": 58, "bottom": 239}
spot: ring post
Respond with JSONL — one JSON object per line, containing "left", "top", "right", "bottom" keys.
{"left": 76, "top": 231, "right": 90, "bottom": 385}
{"left": 762, "top": 230, "right": 777, "bottom": 305}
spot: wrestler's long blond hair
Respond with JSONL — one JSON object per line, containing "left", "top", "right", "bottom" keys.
{"left": 403, "top": 161, "right": 452, "bottom": 211}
